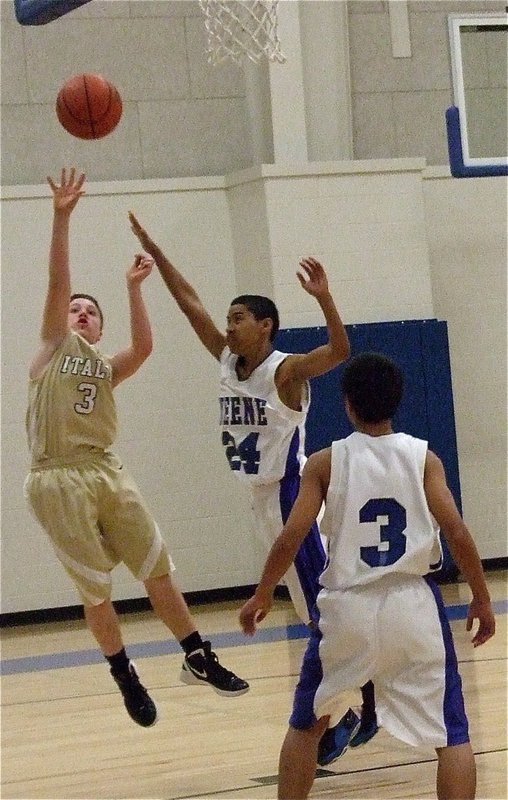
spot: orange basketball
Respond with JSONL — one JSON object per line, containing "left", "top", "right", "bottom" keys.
{"left": 56, "top": 74, "right": 122, "bottom": 140}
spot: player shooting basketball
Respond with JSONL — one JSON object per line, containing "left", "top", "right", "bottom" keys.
{"left": 25, "top": 168, "right": 249, "bottom": 730}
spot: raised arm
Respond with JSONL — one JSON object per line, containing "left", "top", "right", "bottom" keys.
{"left": 424, "top": 450, "right": 495, "bottom": 647}
{"left": 276, "top": 258, "right": 350, "bottom": 385}
{"left": 110, "top": 254, "right": 154, "bottom": 388}
{"left": 239, "top": 449, "right": 330, "bottom": 635}
{"left": 129, "top": 212, "right": 226, "bottom": 360}
{"left": 29, "top": 168, "right": 86, "bottom": 380}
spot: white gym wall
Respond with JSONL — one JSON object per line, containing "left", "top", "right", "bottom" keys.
{"left": 1, "top": 1, "right": 506, "bottom": 612}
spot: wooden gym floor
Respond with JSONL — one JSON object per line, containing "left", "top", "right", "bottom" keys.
{"left": 1, "top": 570, "right": 506, "bottom": 800}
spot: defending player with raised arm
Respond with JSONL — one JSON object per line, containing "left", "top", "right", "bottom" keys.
{"left": 25, "top": 169, "right": 249, "bottom": 734}
{"left": 128, "top": 213, "right": 381, "bottom": 765}
{"left": 240, "top": 352, "right": 495, "bottom": 800}
{"left": 129, "top": 211, "right": 349, "bottom": 379}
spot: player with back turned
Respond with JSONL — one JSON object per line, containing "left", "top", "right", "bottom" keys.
{"left": 240, "top": 352, "right": 496, "bottom": 800}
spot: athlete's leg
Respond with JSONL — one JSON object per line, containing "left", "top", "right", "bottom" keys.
{"left": 84, "top": 599, "right": 157, "bottom": 727}
{"left": 144, "top": 572, "right": 249, "bottom": 695}
{"left": 144, "top": 573, "right": 197, "bottom": 640}
{"left": 436, "top": 743, "right": 476, "bottom": 800}
{"left": 84, "top": 599, "right": 124, "bottom": 655}
{"left": 100, "top": 457, "right": 249, "bottom": 699}
{"left": 285, "top": 492, "right": 376, "bottom": 756}
{"left": 278, "top": 717, "right": 329, "bottom": 800}
{"left": 26, "top": 464, "right": 159, "bottom": 726}
{"left": 349, "top": 680, "right": 379, "bottom": 746}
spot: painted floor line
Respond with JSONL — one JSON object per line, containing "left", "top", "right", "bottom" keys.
{"left": 1, "top": 599, "right": 506, "bottom": 677}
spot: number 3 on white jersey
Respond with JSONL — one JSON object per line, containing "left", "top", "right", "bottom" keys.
{"left": 360, "top": 497, "right": 407, "bottom": 567}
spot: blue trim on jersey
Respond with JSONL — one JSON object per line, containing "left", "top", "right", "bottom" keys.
{"left": 279, "top": 471, "right": 326, "bottom": 618}
{"left": 425, "top": 576, "right": 470, "bottom": 746}
{"left": 283, "top": 427, "right": 301, "bottom": 479}
{"left": 289, "top": 616, "right": 323, "bottom": 730}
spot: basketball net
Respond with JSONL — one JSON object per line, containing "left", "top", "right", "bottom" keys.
{"left": 199, "top": 0, "right": 286, "bottom": 65}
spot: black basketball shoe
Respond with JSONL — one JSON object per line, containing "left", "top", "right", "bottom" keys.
{"left": 180, "top": 641, "right": 249, "bottom": 697}
{"left": 112, "top": 662, "right": 158, "bottom": 727}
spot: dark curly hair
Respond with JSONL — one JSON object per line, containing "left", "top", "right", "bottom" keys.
{"left": 342, "top": 352, "right": 403, "bottom": 423}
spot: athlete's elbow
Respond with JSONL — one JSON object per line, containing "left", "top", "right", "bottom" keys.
{"left": 441, "top": 518, "right": 471, "bottom": 553}
{"left": 340, "top": 340, "right": 351, "bottom": 361}
{"left": 141, "top": 341, "right": 153, "bottom": 361}
{"left": 135, "top": 339, "right": 153, "bottom": 364}
{"left": 329, "top": 340, "right": 351, "bottom": 366}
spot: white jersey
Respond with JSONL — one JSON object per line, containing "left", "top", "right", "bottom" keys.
{"left": 219, "top": 347, "right": 309, "bottom": 486}
{"left": 320, "top": 432, "right": 442, "bottom": 590}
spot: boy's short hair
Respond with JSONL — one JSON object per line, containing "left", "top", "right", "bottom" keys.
{"left": 70, "top": 293, "right": 104, "bottom": 330}
{"left": 231, "top": 295, "right": 280, "bottom": 342}
{"left": 342, "top": 352, "right": 403, "bottom": 423}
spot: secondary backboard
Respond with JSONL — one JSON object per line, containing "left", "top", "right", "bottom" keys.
{"left": 447, "top": 13, "right": 507, "bottom": 175}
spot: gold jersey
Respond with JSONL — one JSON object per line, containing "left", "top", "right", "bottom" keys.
{"left": 26, "top": 331, "right": 117, "bottom": 467}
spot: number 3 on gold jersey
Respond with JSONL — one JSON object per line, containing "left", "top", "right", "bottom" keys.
{"left": 74, "top": 382, "right": 97, "bottom": 414}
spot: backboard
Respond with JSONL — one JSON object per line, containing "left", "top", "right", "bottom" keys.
{"left": 447, "top": 13, "right": 507, "bottom": 177}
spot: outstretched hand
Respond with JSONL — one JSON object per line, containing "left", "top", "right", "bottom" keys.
{"left": 47, "top": 167, "right": 86, "bottom": 215}
{"left": 127, "top": 253, "right": 154, "bottom": 287}
{"left": 129, "top": 211, "right": 152, "bottom": 251}
{"left": 239, "top": 591, "right": 273, "bottom": 636}
{"left": 466, "top": 599, "right": 496, "bottom": 647}
{"left": 297, "top": 257, "right": 329, "bottom": 298}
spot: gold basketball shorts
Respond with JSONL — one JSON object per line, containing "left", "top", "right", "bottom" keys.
{"left": 24, "top": 453, "right": 174, "bottom": 606}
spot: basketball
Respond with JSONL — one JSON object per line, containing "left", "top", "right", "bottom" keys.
{"left": 56, "top": 73, "right": 122, "bottom": 140}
